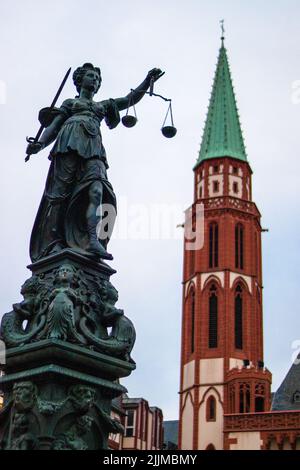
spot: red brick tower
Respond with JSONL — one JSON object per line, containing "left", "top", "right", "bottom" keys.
{"left": 178, "top": 37, "right": 272, "bottom": 450}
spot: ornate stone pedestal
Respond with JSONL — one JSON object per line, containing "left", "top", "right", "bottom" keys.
{"left": 0, "top": 250, "right": 136, "bottom": 450}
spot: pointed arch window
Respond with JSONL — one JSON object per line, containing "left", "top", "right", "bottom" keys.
{"left": 229, "top": 384, "right": 236, "bottom": 413}
{"left": 255, "top": 383, "right": 266, "bottom": 412}
{"left": 235, "top": 224, "right": 244, "bottom": 269}
{"left": 206, "top": 444, "right": 216, "bottom": 450}
{"left": 293, "top": 391, "right": 300, "bottom": 403}
{"left": 206, "top": 396, "right": 216, "bottom": 422}
{"left": 235, "top": 285, "right": 243, "bottom": 350}
{"left": 239, "top": 383, "right": 250, "bottom": 413}
{"left": 189, "top": 248, "right": 195, "bottom": 276}
{"left": 190, "top": 290, "right": 196, "bottom": 354}
{"left": 209, "top": 284, "right": 218, "bottom": 349}
{"left": 209, "top": 223, "right": 219, "bottom": 268}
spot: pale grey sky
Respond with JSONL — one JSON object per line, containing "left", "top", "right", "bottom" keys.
{"left": 0, "top": 0, "right": 300, "bottom": 419}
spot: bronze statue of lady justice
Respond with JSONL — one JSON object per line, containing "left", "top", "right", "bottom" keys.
{"left": 26, "top": 64, "right": 164, "bottom": 261}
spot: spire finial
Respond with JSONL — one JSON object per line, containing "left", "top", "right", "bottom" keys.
{"left": 220, "top": 19, "right": 225, "bottom": 44}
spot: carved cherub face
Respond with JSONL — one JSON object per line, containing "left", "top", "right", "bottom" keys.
{"left": 55, "top": 264, "right": 76, "bottom": 285}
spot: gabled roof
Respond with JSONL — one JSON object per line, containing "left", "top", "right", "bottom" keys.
{"left": 272, "top": 354, "right": 300, "bottom": 411}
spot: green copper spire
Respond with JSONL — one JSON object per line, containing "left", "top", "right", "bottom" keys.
{"left": 196, "top": 38, "right": 247, "bottom": 165}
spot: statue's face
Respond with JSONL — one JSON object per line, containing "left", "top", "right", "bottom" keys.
{"left": 20, "top": 277, "right": 39, "bottom": 300}
{"left": 71, "top": 385, "right": 95, "bottom": 412}
{"left": 56, "top": 264, "right": 75, "bottom": 284}
{"left": 13, "top": 382, "right": 36, "bottom": 411}
{"left": 81, "top": 69, "right": 101, "bottom": 93}
{"left": 77, "top": 387, "right": 94, "bottom": 406}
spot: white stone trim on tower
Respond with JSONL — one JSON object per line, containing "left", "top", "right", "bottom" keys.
{"left": 229, "top": 272, "right": 252, "bottom": 293}
{"left": 208, "top": 174, "right": 224, "bottom": 197}
{"left": 183, "top": 360, "right": 195, "bottom": 390}
{"left": 198, "top": 386, "right": 224, "bottom": 450}
{"left": 228, "top": 432, "right": 262, "bottom": 450}
{"left": 201, "top": 272, "right": 225, "bottom": 289}
{"left": 181, "top": 391, "right": 194, "bottom": 450}
{"left": 229, "top": 175, "right": 243, "bottom": 198}
{"left": 229, "top": 358, "right": 244, "bottom": 370}
{"left": 184, "top": 277, "right": 197, "bottom": 297}
{"left": 199, "top": 358, "right": 224, "bottom": 384}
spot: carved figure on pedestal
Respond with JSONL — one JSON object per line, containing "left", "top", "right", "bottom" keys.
{"left": 0, "top": 277, "right": 46, "bottom": 347}
{"left": 80, "top": 281, "right": 136, "bottom": 362}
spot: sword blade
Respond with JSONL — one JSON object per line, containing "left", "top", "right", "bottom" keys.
{"left": 49, "top": 67, "right": 72, "bottom": 108}
{"left": 25, "top": 67, "right": 71, "bottom": 162}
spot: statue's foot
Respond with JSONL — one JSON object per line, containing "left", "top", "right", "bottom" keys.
{"left": 86, "top": 240, "right": 113, "bottom": 261}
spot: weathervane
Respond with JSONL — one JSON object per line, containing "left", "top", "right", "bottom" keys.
{"left": 220, "top": 19, "right": 225, "bottom": 43}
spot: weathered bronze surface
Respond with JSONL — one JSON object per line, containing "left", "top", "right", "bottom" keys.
{"left": 0, "top": 63, "right": 163, "bottom": 450}
{"left": 26, "top": 64, "right": 163, "bottom": 262}
{"left": 0, "top": 250, "right": 135, "bottom": 450}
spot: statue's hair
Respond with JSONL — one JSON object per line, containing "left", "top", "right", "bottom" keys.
{"left": 73, "top": 63, "right": 101, "bottom": 94}
{"left": 21, "top": 276, "right": 41, "bottom": 295}
{"left": 56, "top": 263, "right": 77, "bottom": 274}
{"left": 54, "top": 263, "right": 79, "bottom": 287}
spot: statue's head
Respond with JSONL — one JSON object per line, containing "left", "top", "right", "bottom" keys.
{"left": 55, "top": 264, "right": 77, "bottom": 285}
{"left": 73, "top": 63, "right": 101, "bottom": 94}
{"left": 69, "top": 385, "right": 96, "bottom": 413}
{"left": 99, "top": 281, "right": 118, "bottom": 303}
{"left": 18, "top": 276, "right": 41, "bottom": 313}
{"left": 13, "top": 381, "right": 37, "bottom": 412}
{"left": 20, "top": 276, "right": 41, "bottom": 297}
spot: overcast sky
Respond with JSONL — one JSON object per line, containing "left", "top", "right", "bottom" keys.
{"left": 1, "top": 0, "right": 300, "bottom": 420}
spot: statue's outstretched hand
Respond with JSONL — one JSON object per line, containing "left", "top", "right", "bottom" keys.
{"left": 147, "top": 68, "right": 165, "bottom": 83}
{"left": 26, "top": 141, "right": 44, "bottom": 156}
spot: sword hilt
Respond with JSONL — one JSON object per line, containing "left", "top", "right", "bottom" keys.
{"left": 25, "top": 136, "right": 39, "bottom": 162}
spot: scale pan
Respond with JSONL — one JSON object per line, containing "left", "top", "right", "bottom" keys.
{"left": 161, "top": 126, "right": 177, "bottom": 138}
{"left": 122, "top": 115, "right": 137, "bottom": 128}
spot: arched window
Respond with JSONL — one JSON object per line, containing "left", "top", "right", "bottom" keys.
{"left": 209, "top": 223, "right": 219, "bottom": 268}
{"left": 206, "top": 444, "right": 216, "bottom": 450}
{"left": 189, "top": 247, "right": 195, "bottom": 276}
{"left": 209, "top": 284, "right": 218, "bottom": 349}
{"left": 235, "top": 285, "right": 243, "bottom": 350}
{"left": 239, "top": 383, "right": 250, "bottom": 413}
{"left": 206, "top": 395, "right": 216, "bottom": 422}
{"left": 229, "top": 384, "right": 236, "bottom": 413}
{"left": 255, "top": 383, "right": 265, "bottom": 412}
{"left": 235, "top": 224, "right": 244, "bottom": 269}
{"left": 293, "top": 391, "right": 300, "bottom": 403}
{"left": 190, "top": 290, "right": 195, "bottom": 354}
{"left": 255, "top": 232, "right": 258, "bottom": 275}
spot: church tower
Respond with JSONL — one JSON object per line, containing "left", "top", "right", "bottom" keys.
{"left": 178, "top": 36, "right": 272, "bottom": 450}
